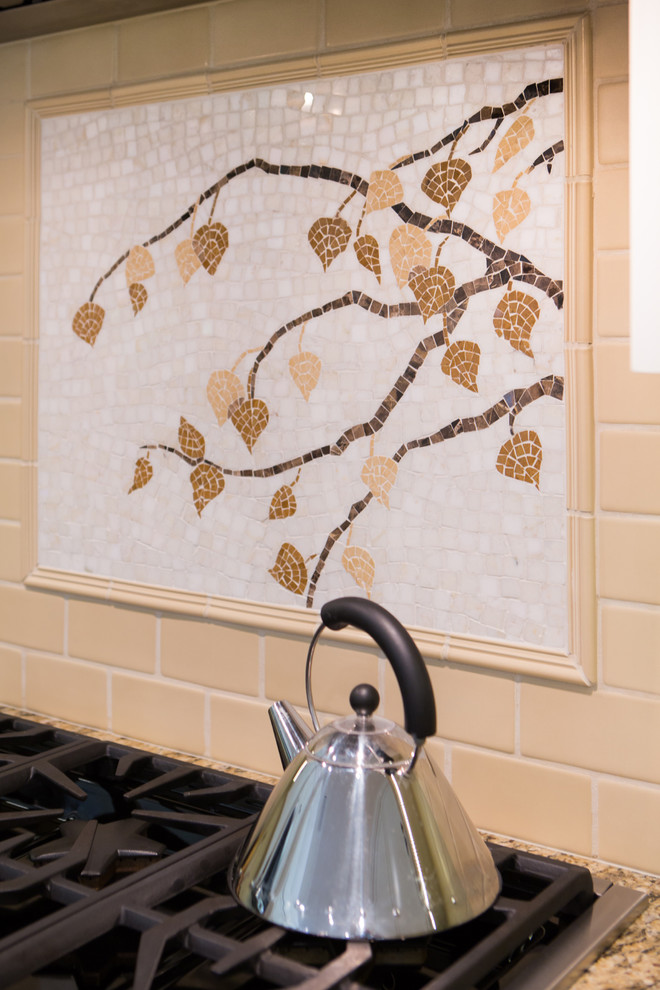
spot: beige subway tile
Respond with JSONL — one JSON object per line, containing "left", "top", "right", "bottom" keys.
{"left": 30, "top": 26, "right": 115, "bottom": 96}
{"left": 0, "top": 157, "right": 23, "bottom": 217}
{"left": 211, "top": 0, "right": 317, "bottom": 65}
{"left": 112, "top": 672, "right": 205, "bottom": 754}
{"left": 596, "top": 254, "right": 628, "bottom": 337}
{"left": 327, "top": 0, "right": 445, "bottom": 47}
{"left": 596, "top": 342, "right": 660, "bottom": 424}
{"left": 118, "top": 8, "right": 210, "bottom": 82}
{"left": 0, "top": 217, "right": 24, "bottom": 275}
{"left": 0, "top": 644, "right": 22, "bottom": 706}
{"left": 448, "top": 0, "right": 584, "bottom": 29}
{"left": 0, "top": 104, "right": 25, "bottom": 157}
{"left": 521, "top": 682, "right": 660, "bottom": 783}
{"left": 599, "top": 517, "right": 660, "bottom": 606}
{"left": 0, "top": 43, "right": 27, "bottom": 102}
{"left": 598, "top": 778, "right": 660, "bottom": 874}
{"left": 161, "top": 615, "right": 259, "bottom": 694}
{"left": 602, "top": 604, "right": 660, "bottom": 695}
{"left": 0, "top": 277, "right": 23, "bottom": 336}
{"left": 210, "top": 692, "right": 281, "bottom": 775}
{"left": 593, "top": 3, "right": 628, "bottom": 80}
{"left": 597, "top": 82, "right": 628, "bottom": 166}
{"left": 0, "top": 401, "right": 21, "bottom": 458}
{"left": 452, "top": 747, "right": 592, "bottom": 855}
{"left": 68, "top": 599, "right": 156, "bottom": 672}
{"left": 0, "top": 462, "right": 20, "bottom": 519}
{"left": 594, "top": 168, "right": 628, "bottom": 251}
{"left": 25, "top": 652, "right": 107, "bottom": 729}
{"left": 0, "top": 339, "right": 22, "bottom": 396}
{"left": 0, "top": 522, "right": 21, "bottom": 581}
{"left": 0, "top": 584, "right": 64, "bottom": 653}
{"left": 600, "top": 430, "right": 660, "bottom": 514}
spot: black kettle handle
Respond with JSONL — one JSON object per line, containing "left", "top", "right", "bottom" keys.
{"left": 320, "top": 596, "right": 436, "bottom": 742}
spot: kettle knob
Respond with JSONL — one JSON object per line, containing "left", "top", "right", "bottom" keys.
{"left": 349, "top": 683, "right": 380, "bottom": 717}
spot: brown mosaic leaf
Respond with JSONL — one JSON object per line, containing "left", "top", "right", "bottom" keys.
{"left": 361, "top": 455, "right": 398, "bottom": 508}
{"left": 341, "top": 546, "right": 375, "bottom": 598}
{"left": 128, "top": 454, "right": 153, "bottom": 494}
{"left": 493, "top": 187, "right": 531, "bottom": 243}
{"left": 407, "top": 264, "right": 455, "bottom": 324}
{"left": 308, "top": 216, "right": 352, "bottom": 272}
{"left": 269, "top": 483, "right": 298, "bottom": 520}
{"left": 207, "top": 370, "right": 245, "bottom": 428}
{"left": 192, "top": 222, "right": 229, "bottom": 275}
{"left": 493, "top": 115, "right": 535, "bottom": 172}
{"left": 441, "top": 340, "right": 481, "bottom": 393}
{"left": 421, "top": 158, "right": 472, "bottom": 213}
{"left": 125, "top": 245, "right": 155, "bottom": 285}
{"left": 365, "top": 169, "right": 404, "bottom": 214}
{"left": 190, "top": 462, "right": 224, "bottom": 516}
{"left": 289, "top": 350, "right": 321, "bottom": 401}
{"left": 129, "top": 282, "right": 148, "bottom": 316}
{"left": 178, "top": 417, "right": 205, "bottom": 461}
{"left": 493, "top": 288, "right": 540, "bottom": 358}
{"left": 229, "top": 398, "right": 269, "bottom": 452}
{"left": 496, "top": 430, "right": 542, "bottom": 489}
{"left": 72, "top": 301, "right": 105, "bottom": 347}
{"left": 354, "top": 234, "right": 381, "bottom": 282}
{"left": 389, "top": 224, "right": 433, "bottom": 288}
{"left": 269, "top": 542, "right": 308, "bottom": 596}
{"left": 175, "top": 238, "right": 202, "bottom": 284}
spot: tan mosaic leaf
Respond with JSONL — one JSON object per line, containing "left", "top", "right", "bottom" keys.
{"left": 361, "top": 455, "right": 398, "bottom": 508}
{"left": 421, "top": 158, "right": 472, "bottom": 213}
{"left": 192, "top": 222, "right": 229, "bottom": 275}
{"left": 289, "top": 350, "right": 321, "bottom": 401}
{"left": 493, "top": 288, "right": 540, "bottom": 358}
{"left": 353, "top": 234, "right": 382, "bottom": 282}
{"left": 308, "top": 216, "right": 352, "bottom": 272}
{"left": 207, "top": 370, "right": 245, "bottom": 428}
{"left": 190, "top": 462, "right": 224, "bottom": 516}
{"left": 493, "top": 187, "right": 531, "bottom": 243}
{"left": 269, "top": 542, "right": 308, "bottom": 596}
{"left": 496, "top": 430, "right": 542, "bottom": 489}
{"left": 129, "top": 282, "right": 148, "bottom": 316}
{"left": 179, "top": 417, "right": 205, "bottom": 461}
{"left": 389, "top": 224, "right": 433, "bottom": 288}
{"left": 229, "top": 398, "right": 269, "bottom": 452}
{"left": 175, "top": 238, "right": 202, "bottom": 284}
{"left": 407, "top": 264, "right": 455, "bottom": 324}
{"left": 125, "top": 245, "right": 155, "bottom": 285}
{"left": 364, "top": 169, "right": 404, "bottom": 214}
{"left": 341, "top": 545, "right": 375, "bottom": 598}
{"left": 441, "top": 340, "right": 481, "bottom": 392}
{"left": 493, "top": 115, "right": 535, "bottom": 172}
{"left": 128, "top": 454, "right": 153, "bottom": 494}
{"left": 72, "top": 301, "right": 105, "bottom": 347}
{"left": 269, "top": 483, "right": 298, "bottom": 520}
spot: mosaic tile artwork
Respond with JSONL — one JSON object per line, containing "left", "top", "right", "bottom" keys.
{"left": 38, "top": 46, "right": 567, "bottom": 649}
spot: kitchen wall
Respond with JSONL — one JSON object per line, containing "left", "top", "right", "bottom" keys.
{"left": 0, "top": 0, "right": 658, "bottom": 875}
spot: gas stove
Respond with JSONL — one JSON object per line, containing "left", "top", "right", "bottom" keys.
{"left": 0, "top": 712, "right": 648, "bottom": 990}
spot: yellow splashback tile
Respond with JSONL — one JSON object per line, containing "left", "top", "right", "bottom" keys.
{"left": 211, "top": 0, "right": 318, "bottom": 66}
{"left": 112, "top": 671, "right": 205, "bottom": 754}
{"left": 0, "top": 645, "right": 22, "bottom": 707}
{"left": 593, "top": 3, "right": 629, "bottom": 80}
{"left": 597, "top": 82, "right": 628, "bottom": 166}
{"left": 598, "top": 778, "right": 660, "bottom": 874}
{"left": 118, "top": 7, "right": 210, "bottom": 82}
{"left": 69, "top": 599, "right": 157, "bottom": 672}
{"left": 599, "top": 518, "right": 660, "bottom": 606}
{"left": 600, "top": 430, "right": 660, "bottom": 514}
{"left": 0, "top": 584, "right": 64, "bottom": 654}
{"left": 0, "top": 277, "right": 23, "bottom": 337}
{"left": 0, "top": 157, "right": 24, "bottom": 217}
{"left": 161, "top": 616, "right": 259, "bottom": 695}
{"left": 0, "top": 522, "right": 21, "bottom": 582}
{"left": 0, "top": 217, "right": 24, "bottom": 275}
{"left": 25, "top": 653, "right": 107, "bottom": 729}
{"left": 596, "top": 254, "right": 629, "bottom": 338}
{"left": 602, "top": 604, "right": 660, "bottom": 695}
{"left": 326, "top": 0, "right": 445, "bottom": 46}
{"left": 210, "top": 692, "right": 281, "bottom": 776}
{"left": 596, "top": 342, "right": 660, "bottom": 424}
{"left": 594, "top": 168, "right": 629, "bottom": 251}
{"left": 31, "top": 27, "right": 115, "bottom": 96}
{"left": 0, "top": 340, "right": 22, "bottom": 397}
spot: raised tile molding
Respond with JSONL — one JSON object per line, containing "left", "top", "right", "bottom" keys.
{"left": 25, "top": 16, "right": 595, "bottom": 686}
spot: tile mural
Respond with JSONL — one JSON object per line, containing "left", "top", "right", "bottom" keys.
{"left": 38, "top": 46, "right": 567, "bottom": 648}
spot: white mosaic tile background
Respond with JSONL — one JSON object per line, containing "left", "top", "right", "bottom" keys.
{"left": 38, "top": 46, "right": 567, "bottom": 649}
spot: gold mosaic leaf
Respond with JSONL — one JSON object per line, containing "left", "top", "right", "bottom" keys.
{"left": 341, "top": 545, "right": 375, "bottom": 598}
{"left": 192, "top": 222, "right": 229, "bottom": 275}
{"left": 441, "top": 340, "right": 481, "bottom": 392}
{"left": 308, "top": 216, "right": 352, "bottom": 272}
{"left": 72, "top": 301, "right": 105, "bottom": 347}
{"left": 207, "top": 370, "right": 245, "bottom": 428}
{"left": 125, "top": 245, "right": 155, "bottom": 285}
{"left": 493, "top": 288, "right": 540, "bottom": 358}
{"left": 289, "top": 350, "right": 321, "bottom": 401}
{"left": 190, "top": 462, "right": 224, "bottom": 516}
{"left": 493, "top": 187, "right": 531, "bottom": 243}
{"left": 389, "top": 224, "right": 433, "bottom": 289}
{"left": 364, "top": 169, "right": 404, "bottom": 214}
{"left": 361, "top": 455, "right": 398, "bottom": 508}
{"left": 129, "top": 281, "right": 148, "bottom": 316}
{"left": 229, "top": 398, "right": 269, "bottom": 452}
{"left": 493, "top": 115, "right": 535, "bottom": 172}
{"left": 421, "top": 158, "right": 472, "bottom": 213}
{"left": 178, "top": 417, "right": 206, "bottom": 461}
{"left": 496, "top": 430, "right": 542, "bottom": 489}
{"left": 128, "top": 454, "right": 153, "bottom": 494}
{"left": 269, "top": 483, "right": 298, "bottom": 520}
{"left": 354, "top": 234, "right": 381, "bottom": 282}
{"left": 269, "top": 542, "right": 308, "bottom": 596}
{"left": 175, "top": 238, "right": 202, "bottom": 284}
{"left": 407, "top": 264, "right": 456, "bottom": 324}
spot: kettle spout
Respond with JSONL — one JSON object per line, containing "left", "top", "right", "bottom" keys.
{"left": 269, "top": 700, "right": 313, "bottom": 769}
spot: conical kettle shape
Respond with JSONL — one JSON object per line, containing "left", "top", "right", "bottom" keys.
{"left": 232, "top": 597, "right": 500, "bottom": 940}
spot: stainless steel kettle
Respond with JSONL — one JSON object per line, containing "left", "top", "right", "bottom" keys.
{"left": 232, "top": 596, "right": 500, "bottom": 940}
